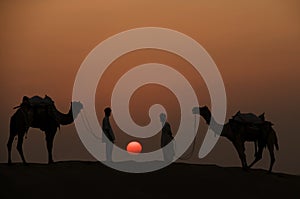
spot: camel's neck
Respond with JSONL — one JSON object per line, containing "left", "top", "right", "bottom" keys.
{"left": 201, "top": 114, "right": 211, "bottom": 125}
{"left": 200, "top": 108, "right": 225, "bottom": 137}
{"left": 208, "top": 117, "right": 225, "bottom": 137}
{"left": 210, "top": 118, "right": 235, "bottom": 140}
{"left": 54, "top": 103, "right": 78, "bottom": 125}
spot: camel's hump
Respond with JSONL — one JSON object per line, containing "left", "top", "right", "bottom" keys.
{"left": 233, "top": 112, "right": 263, "bottom": 124}
{"left": 28, "top": 95, "right": 54, "bottom": 106}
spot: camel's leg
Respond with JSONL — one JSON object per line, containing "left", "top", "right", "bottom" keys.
{"left": 254, "top": 141, "right": 258, "bottom": 157}
{"left": 8, "top": 114, "right": 18, "bottom": 165}
{"left": 7, "top": 134, "right": 15, "bottom": 165}
{"left": 16, "top": 133, "right": 27, "bottom": 164}
{"left": 233, "top": 141, "right": 247, "bottom": 169}
{"left": 249, "top": 138, "right": 265, "bottom": 168}
{"left": 248, "top": 145, "right": 264, "bottom": 169}
{"left": 45, "top": 131, "right": 56, "bottom": 164}
{"left": 267, "top": 142, "right": 275, "bottom": 173}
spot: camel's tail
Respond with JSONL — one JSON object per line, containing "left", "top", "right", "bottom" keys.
{"left": 271, "top": 127, "right": 279, "bottom": 151}
{"left": 274, "top": 134, "right": 279, "bottom": 151}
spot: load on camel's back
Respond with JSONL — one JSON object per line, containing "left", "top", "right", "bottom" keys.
{"left": 7, "top": 95, "right": 83, "bottom": 165}
{"left": 14, "top": 95, "right": 58, "bottom": 129}
{"left": 230, "top": 111, "right": 278, "bottom": 151}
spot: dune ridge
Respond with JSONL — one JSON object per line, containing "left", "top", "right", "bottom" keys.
{"left": 0, "top": 161, "right": 299, "bottom": 199}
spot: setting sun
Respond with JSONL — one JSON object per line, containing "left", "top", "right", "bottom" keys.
{"left": 126, "top": 141, "right": 142, "bottom": 154}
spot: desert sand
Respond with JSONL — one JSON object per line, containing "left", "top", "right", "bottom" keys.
{"left": 0, "top": 161, "right": 299, "bottom": 199}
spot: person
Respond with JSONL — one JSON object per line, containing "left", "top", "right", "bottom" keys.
{"left": 160, "top": 113, "right": 175, "bottom": 162}
{"left": 102, "top": 107, "right": 115, "bottom": 161}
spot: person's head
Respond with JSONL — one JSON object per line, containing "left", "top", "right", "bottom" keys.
{"left": 104, "top": 107, "right": 111, "bottom": 117}
{"left": 160, "top": 113, "right": 167, "bottom": 124}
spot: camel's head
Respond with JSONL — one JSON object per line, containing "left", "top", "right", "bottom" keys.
{"left": 199, "top": 105, "right": 209, "bottom": 113}
{"left": 199, "top": 106, "right": 211, "bottom": 124}
{"left": 192, "top": 106, "right": 211, "bottom": 124}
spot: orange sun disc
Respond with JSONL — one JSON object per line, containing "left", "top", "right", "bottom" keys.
{"left": 126, "top": 141, "right": 142, "bottom": 154}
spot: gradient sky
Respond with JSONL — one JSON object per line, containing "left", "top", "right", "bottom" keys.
{"left": 0, "top": 0, "right": 299, "bottom": 174}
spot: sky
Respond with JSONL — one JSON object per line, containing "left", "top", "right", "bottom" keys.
{"left": 0, "top": 0, "right": 300, "bottom": 174}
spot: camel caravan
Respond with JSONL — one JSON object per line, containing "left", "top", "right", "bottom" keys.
{"left": 193, "top": 106, "right": 279, "bottom": 172}
{"left": 7, "top": 95, "right": 279, "bottom": 172}
{"left": 7, "top": 95, "right": 83, "bottom": 165}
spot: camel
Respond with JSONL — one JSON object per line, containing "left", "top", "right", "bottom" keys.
{"left": 7, "top": 95, "right": 83, "bottom": 165}
{"left": 192, "top": 106, "right": 279, "bottom": 172}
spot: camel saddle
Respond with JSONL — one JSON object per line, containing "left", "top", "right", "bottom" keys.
{"left": 27, "top": 95, "right": 54, "bottom": 107}
{"left": 13, "top": 95, "right": 58, "bottom": 130}
{"left": 14, "top": 95, "right": 54, "bottom": 109}
{"left": 231, "top": 111, "right": 264, "bottom": 125}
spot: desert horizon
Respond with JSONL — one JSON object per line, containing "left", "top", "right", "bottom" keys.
{"left": 1, "top": 0, "right": 300, "bottom": 177}
{"left": 1, "top": 161, "right": 299, "bottom": 199}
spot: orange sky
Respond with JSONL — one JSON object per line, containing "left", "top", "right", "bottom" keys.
{"left": 0, "top": 0, "right": 300, "bottom": 174}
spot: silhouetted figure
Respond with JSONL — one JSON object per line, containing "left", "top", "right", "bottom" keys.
{"left": 7, "top": 95, "right": 83, "bottom": 165}
{"left": 102, "top": 107, "right": 115, "bottom": 162}
{"left": 192, "top": 106, "right": 279, "bottom": 172}
{"left": 160, "top": 113, "right": 175, "bottom": 162}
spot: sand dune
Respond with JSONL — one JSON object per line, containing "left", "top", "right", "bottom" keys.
{"left": 0, "top": 161, "right": 299, "bottom": 199}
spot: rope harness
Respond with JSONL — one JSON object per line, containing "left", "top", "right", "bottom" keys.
{"left": 80, "top": 109, "right": 102, "bottom": 140}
